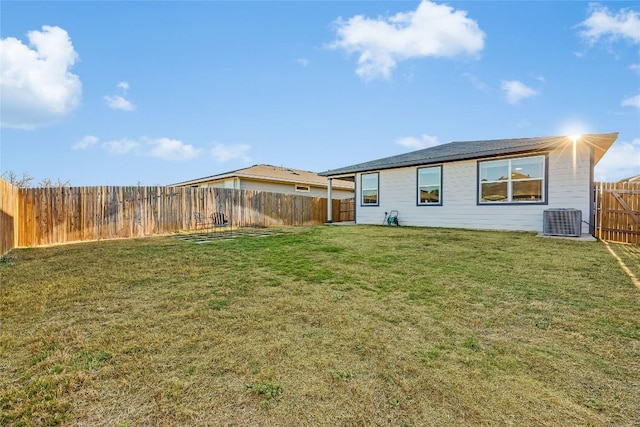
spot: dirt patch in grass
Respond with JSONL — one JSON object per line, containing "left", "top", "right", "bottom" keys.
{"left": 1, "top": 226, "right": 638, "bottom": 426}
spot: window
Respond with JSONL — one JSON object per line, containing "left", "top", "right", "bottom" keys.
{"left": 295, "top": 185, "right": 310, "bottom": 192}
{"left": 479, "top": 155, "right": 545, "bottom": 204}
{"left": 361, "top": 173, "right": 379, "bottom": 206}
{"left": 417, "top": 166, "right": 442, "bottom": 205}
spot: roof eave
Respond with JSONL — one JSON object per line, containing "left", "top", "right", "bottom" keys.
{"left": 586, "top": 132, "right": 619, "bottom": 165}
{"left": 172, "top": 173, "right": 354, "bottom": 190}
{"left": 240, "top": 175, "right": 353, "bottom": 189}
{"left": 320, "top": 146, "right": 550, "bottom": 176}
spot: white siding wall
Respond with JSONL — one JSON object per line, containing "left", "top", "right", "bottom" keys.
{"left": 224, "top": 178, "right": 239, "bottom": 189}
{"left": 192, "top": 178, "right": 352, "bottom": 199}
{"left": 240, "top": 179, "right": 353, "bottom": 199}
{"left": 200, "top": 178, "right": 237, "bottom": 189}
{"left": 356, "top": 146, "right": 593, "bottom": 233}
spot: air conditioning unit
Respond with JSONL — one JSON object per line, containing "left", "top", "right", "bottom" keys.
{"left": 543, "top": 209, "right": 582, "bottom": 237}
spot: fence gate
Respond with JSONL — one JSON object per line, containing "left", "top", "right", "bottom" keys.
{"left": 339, "top": 198, "right": 355, "bottom": 222}
{"left": 595, "top": 181, "right": 640, "bottom": 244}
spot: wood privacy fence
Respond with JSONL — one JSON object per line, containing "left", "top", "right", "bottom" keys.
{"left": 339, "top": 198, "right": 355, "bottom": 222}
{"left": 3, "top": 179, "right": 638, "bottom": 254}
{"left": 1, "top": 179, "right": 20, "bottom": 255}
{"left": 595, "top": 181, "right": 640, "bottom": 244}
{"left": 0, "top": 181, "right": 342, "bottom": 253}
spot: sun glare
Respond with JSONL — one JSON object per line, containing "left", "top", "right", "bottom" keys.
{"left": 557, "top": 121, "right": 591, "bottom": 178}
{"left": 558, "top": 119, "right": 590, "bottom": 139}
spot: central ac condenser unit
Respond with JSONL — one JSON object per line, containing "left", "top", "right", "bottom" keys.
{"left": 543, "top": 209, "right": 582, "bottom": 237}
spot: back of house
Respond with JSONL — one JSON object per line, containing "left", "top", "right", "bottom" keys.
{"left": 320, "top": 133, "right": 618, "bottom": 235}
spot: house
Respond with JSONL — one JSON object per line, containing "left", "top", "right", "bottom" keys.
{"left": 617, "top": 174, "right": 640, "bottom": 184}
{"left": 172, "top": 164, "right": 354, "bottom": 199}
{"left": 319, "top": 133, "right": 619, "bottom": 234}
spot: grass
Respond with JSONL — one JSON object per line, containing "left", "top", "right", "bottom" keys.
{"left": 1, "top": 225, "right": 638, "bottom": 426}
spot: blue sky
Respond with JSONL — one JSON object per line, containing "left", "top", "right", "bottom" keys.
{"left": 1, "top": 1, "right": 639, "bottom": 186}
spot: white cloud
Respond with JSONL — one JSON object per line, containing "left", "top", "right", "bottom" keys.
{"left": 211, "top": 143, "right": 251, "bottom": 162}
{"left": 103, "top": 138, "right": 140, "bottom": 155}
{"left": 145, "top": 137, "right": 201, "bottom": 161}
{"left": 328, "top": 0, "right": 485, "bottom": 80}
{"left": 104, "top": 95, "right": 135, "bottom": 111}
{"left": 630, "top": 63, "right": 640, "bottom": 74}
{"left": 577, "top": 4, "right": 640, "bottom": 45}
{"left": 297, "top": 58, "right": 310, "bottom": 67}
{"left": 621, "top": 94, "right": 640, "bottom": 109}
{"left": 595, "top": 138, "right": 640, "bottom": 181}
{"left": 72, "top": 135, "right": 99, "bottom": 150}
{"left": 0, "top": 25, "right": 81, "bottom": 129}
{"left": 463, "top": 72, "right": 489, "bottom": 92}
{"left": 501, "top": 80, "right": 539, "bottom": 105}
{"left": 104, "top": 81, "right": 135, "bottom": 111}
{"left": 395, "top": 134, "right": 440, "bottom": 150}
{"left": 100, "top": 136, "right": 201, "bottom": 160}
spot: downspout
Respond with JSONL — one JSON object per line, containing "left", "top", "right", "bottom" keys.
{"left": 353, "top": 174, "right": 357, "bottom": 225}
{"left": 326, "top": 178, "right": 333, "bottom": 223}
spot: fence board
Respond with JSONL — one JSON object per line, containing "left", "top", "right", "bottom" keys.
{"left": 595, "top": 181, "right": 640, "bottom": 244}
{"left": 0, "top": 179, "right": 20, "bottom": 255}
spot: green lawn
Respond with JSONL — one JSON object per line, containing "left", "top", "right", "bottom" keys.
{"left": 1, "top": 225, "right": 638, "bottom": 426}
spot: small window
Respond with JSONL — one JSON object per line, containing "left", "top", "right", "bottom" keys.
{"left": 361, "top": 172, "right": 379, "bottom": 206}
{"left": 295, "top": 185, "right": 310, "bottom": 192}
{"left": 479, "top": 155, "right": 545, "bottom": 204}
{"left": 417, "top": 166, "right": 442, "bottom": 205}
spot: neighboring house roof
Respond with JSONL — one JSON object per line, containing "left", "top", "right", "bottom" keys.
{"left": 617, "top": 174, "right": 640, "bottom": 183}
{"left": 319, "top": 133, "right": 619, "bottom": 177}
{"left": 172, "top": 164, "right": 354, "bottom": 190}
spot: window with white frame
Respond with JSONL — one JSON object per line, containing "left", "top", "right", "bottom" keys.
{"left": 361, "top": 172, "right": 379, "bottom": 206}
{"left": 417, "top": 166, "right": 442, "bottom": 205}
{"left": 479, "top": 155, "right": 545, "bottom": 203}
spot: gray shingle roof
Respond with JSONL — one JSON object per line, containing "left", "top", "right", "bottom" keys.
{"left": 319, "top": 133, "right": 618, "bottom": 176}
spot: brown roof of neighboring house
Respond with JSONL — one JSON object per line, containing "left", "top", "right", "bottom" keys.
{"left": 617, "top": 174, "right": 640, "bottom": 183}
{"left": 171, "top": 164, "right": 354, "bottom": 190}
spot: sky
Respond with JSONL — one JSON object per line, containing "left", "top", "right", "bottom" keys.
{"left": 1, "top": 0, "right": 639, "bottom": 186}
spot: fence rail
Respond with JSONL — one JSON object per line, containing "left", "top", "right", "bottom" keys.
{"left": 0, "top": 183, "right": 342, "bottom": 253}
{"left": 595, "top": 181, "right": 640, "bottom": 244}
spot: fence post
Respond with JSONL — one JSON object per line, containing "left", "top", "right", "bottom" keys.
{"left": 326, "top": 178, "right": 333, "bottom": 223}
{"left": 597, "top": 181, "right": 603, "bottom": 241}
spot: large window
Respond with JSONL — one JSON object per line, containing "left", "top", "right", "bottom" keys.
{"left": 417, "top": 166, "right": 442, "bottom": 205}
{"left": 479, "top": 155, "right": 545, "bottom": 204}
{"left": 361, "top": 173, "right": 379, "bottom": 206}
